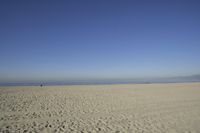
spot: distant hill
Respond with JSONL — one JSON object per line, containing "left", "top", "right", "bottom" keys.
{"left": 171, "top": 74, "right": 200, "bottom": 81}
{"left": 148, "top": 74, "right": 200, "bottom": 83}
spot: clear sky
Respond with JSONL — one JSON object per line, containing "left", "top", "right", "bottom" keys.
{"left": 0, "top": 0, "right": 200, "bottom": 82}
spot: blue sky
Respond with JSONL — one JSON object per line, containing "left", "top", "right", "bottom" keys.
{"left": 0, "top": 0, "right": 200, "bottom": 82}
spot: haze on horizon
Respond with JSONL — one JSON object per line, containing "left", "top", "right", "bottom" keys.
{"left": 0, "top": 0, "right": 200, "bottom": 83}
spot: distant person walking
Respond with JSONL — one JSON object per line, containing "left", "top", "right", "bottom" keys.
{"left": 40, "top": 84, "right": 43, "bottom": 87}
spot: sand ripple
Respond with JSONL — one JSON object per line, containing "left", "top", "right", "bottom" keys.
{"left": 0, "top": 83, "right": 200, "bottom": 133}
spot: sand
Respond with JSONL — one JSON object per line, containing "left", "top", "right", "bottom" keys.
{"left": 0, "top": 83, "right": 200, "bottom": 133}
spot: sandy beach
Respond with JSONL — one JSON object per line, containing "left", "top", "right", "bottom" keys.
{"left": 0, "top": 83, "right": 200, "bottom": 133}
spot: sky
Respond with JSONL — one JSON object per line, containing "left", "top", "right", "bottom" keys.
{"left": 0, "top": 0, "right": 200, "bottom": 82}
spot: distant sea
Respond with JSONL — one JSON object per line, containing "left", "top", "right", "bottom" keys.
{"left": 0, "top": 78, "right": 200, "bottom": 86}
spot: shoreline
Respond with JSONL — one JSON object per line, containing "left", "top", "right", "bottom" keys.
{"left": 0, "top": 81, "right": 200, "bottom": 87}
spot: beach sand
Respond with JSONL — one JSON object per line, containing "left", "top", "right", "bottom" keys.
{"left": 0, "top": 83, "right": 200, "bottom": 133}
